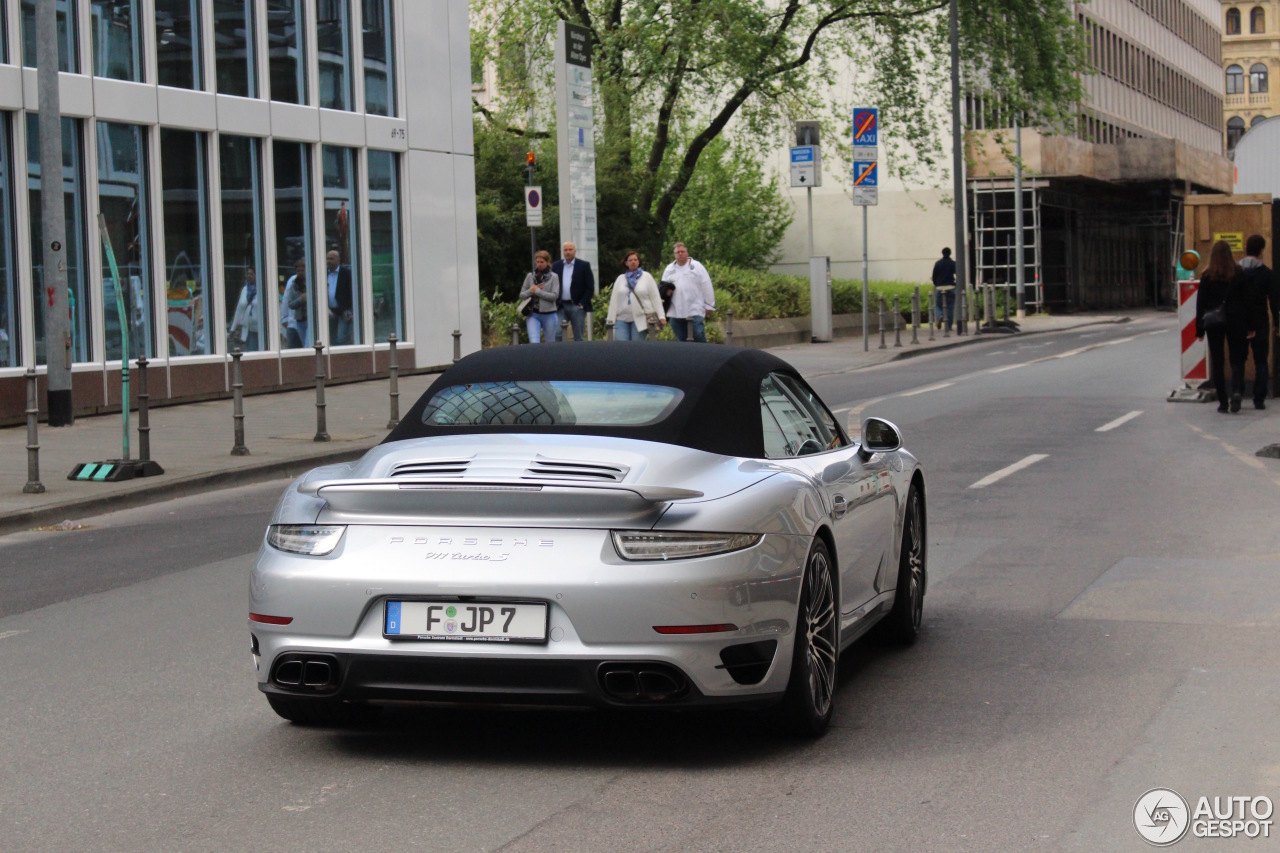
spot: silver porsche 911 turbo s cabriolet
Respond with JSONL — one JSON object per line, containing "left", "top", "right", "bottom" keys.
{"left": 250, "top": 343, "right": 926, "bottom": 736}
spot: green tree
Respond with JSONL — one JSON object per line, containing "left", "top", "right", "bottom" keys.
{"left": 664, "top": 136, "right": 793, "bottom": 269}
{"left": 473, "top": 118, "right": 560, "bottom": 300}
{"left": 472, "top": 0, "right": 1086, "bottom": 264}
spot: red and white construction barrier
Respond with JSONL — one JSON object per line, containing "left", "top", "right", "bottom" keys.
{"left": 1179, "top": 279, "right": 1206, "bottom": 383}
{"left": 1169, "top": 279, "right": 1210, "bottom": 401}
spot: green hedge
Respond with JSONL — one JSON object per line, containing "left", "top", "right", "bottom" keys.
{"left": 481, "top": 270, "right": 934, "bottom": 346}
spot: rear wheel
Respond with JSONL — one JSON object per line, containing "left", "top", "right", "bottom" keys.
{"left": 265, "top": 693, "right": 382, "bottom": 727}
{"left": 881, "top": 484, "right": 925, "bottom": 645}
{"left": 779, "top": 538, "right": 838, "bottom": 737}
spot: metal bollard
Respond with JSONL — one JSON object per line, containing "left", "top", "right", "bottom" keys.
{"left": 955, "top": 288, "right": 964, "bottom": 336}
{"left": 911, "top": 286, "right": 920, "bottom": 345}
{"left": 928, "top": 293, "right": 936, "bottom": 341}
{"left": 1003, "top": 285, "right": 1011, "bottom": 323}
{"left": 986, "top": 285, "right": 996, "bottom": 329}
{"left": 452, "top": 329, "right": 461, "bottom": 363}
{"left": 972, "top": 286, "right": 981, "bottom": 335}
{"left": 878, "top": 297, "right": 887, "bottom": 349}
{"left": 511, "top": 322, "right": 520, "bottom": 346}
{"left": 230, "top": 349, "right": 250, "bottom": 455}
{"left": 136, "top": 356, "right": 152, "bottom": 462}
{"left": 313, "top": 342, "right": 330, "bottom": 442}
{"left": 23, "top": 369, "right": 44, "bottom": 494}
{"left": 386, "top": 333, "right": 400, "bottom": 429}
{"left": 606, "top": 324, "right": 615, "bottom": 341}
{"left": 893, "top": 296, "right": 903, "bottom": 347}
{"left": 725, "top": 309, "right": 734, "bottom": 345}
{"left": 561, "top": 319, "right": 569, "bottom": 343}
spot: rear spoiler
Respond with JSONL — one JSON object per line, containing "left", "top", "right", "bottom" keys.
{"left": 299, "top": 478, "right": 704, "bottom": 516}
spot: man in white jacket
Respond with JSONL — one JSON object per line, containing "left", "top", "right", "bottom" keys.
{"left": 662, "top": 243, "right": 715, "bottom": 342}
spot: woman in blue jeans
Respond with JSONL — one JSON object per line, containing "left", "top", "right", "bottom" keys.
{"left": 520, "top": 250, "right": 562, "bottom": 343}
{"left": 605, "top": 250, "right": 665, "bottom": 340}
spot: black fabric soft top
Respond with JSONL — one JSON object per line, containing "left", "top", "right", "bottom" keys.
{"left": 383, "top": 342, "right": 803, "bottom": 458}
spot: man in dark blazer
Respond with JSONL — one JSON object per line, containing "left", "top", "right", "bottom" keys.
{"left": 325, "top": 249, "right": 355, "bottom": 345}
{"left": 553, "top": 241, "right": 595, "bottom": 341}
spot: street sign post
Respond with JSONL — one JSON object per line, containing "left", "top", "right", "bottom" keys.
{"left": 790, "top": 145, "right": 821, "bottom": 188}
{"left": 853, "top": 106, "right": 879, "bottom": 351}
{"left": 525, "top": 186, "right": 543, "bottom": 228}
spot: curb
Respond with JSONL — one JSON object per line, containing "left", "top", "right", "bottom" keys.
{"left": 886, "top": 315, "right": 1133, "bottom": 363}
{"left": 0, "top": 446, "right": 371, "bottom": 536}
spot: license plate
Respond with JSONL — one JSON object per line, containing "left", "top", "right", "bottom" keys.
{"left": 384, "top": 600, "right": 548, "bottom": 643}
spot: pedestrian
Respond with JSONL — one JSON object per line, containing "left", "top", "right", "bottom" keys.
{"left": 1196, "top": 239, "right": 1256, "bottom": 413}
{"left": 325, "top": 249, "right": 355, "bottom": 346}
{"left": 519, "top": 250, "right": 561, "bottom": 343}
{"left": 282, "top": 258, "right": 307, "bottom": 349}
{"left": 553, "top": 241, "right": 594, "bottom": 342}
{"left": 932, "top": 247, "right": 956, "bottom": 331}
{"left": 228, "top": 267, "right": 261, "bottom": 352}
{"left": 606, "top": 250, "right": 665, "bottom": 340}
{"left": 1239, "top": 234, "right": 1276, "bottom": 409}
{"left": 661, "top": 242, "right": 715, "bottom": 342}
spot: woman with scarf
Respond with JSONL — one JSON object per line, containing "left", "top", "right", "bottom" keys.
{"left": 605, "top": 250, "right": 665, "bottom": 340}
{"left": 519, "top": 250, "right": 562, "bottom": 343}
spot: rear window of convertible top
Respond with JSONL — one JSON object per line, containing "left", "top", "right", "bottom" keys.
{"left": 421, "top": 381, "right": 684, "bottom": 427}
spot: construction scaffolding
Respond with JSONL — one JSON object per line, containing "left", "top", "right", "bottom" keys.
{"left": 970, "top": 180, "right": 1185, "bottom": 311}
{"left": 971, "top": 179, "right": 1045, "bottom": 311}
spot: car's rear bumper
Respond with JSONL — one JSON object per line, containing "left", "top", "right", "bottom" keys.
{"left": 250, "top": 526, "right": 808, "bottom": 703}
{"left": 255, "top": 649, "right": 786, "bottom": 709}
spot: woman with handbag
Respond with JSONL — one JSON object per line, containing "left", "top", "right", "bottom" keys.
{"left": 519, "top": 250, "right": 562, "bottom": 343}
{"left": 605, "top": 250, "right": 665, "bottom": 340}
{"left": 1196, "top": 239, "right": 1256, "bottom": 413}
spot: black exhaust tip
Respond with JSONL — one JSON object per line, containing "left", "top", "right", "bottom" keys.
{"left": 271, "top": 654, "right": 340, "bottom": 693}
{"left": 598, "top": 662, "right": 689, "bottom": 702}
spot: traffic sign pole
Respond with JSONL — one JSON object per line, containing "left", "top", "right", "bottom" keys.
{"left": 852, "top": 107, "right": 879, "bottom": 351}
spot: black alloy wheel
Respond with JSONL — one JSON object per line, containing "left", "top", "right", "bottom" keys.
{"left": 780, "top": 538, "right": 838, "bottom": 737}
{"left": 882, "top": 484, "right": 925, "bottom": 644}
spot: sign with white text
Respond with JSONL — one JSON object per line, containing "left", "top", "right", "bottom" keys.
{"left": 555, "top": 21, "right": 599, "bottom": 281}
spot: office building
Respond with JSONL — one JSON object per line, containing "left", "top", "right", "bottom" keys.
{"left": 0, "top": 0, "right": 479, "bottom": 423}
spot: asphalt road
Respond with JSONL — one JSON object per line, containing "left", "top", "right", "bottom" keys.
{"left": 2, "top": 312, "right": 1278, "bottom": 852}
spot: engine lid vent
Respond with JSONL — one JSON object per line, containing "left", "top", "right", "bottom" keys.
{"left": 390, "top": 459, "right": 472, "bottom": 478}
{"left": 523, "top": 456, "right": 629, "bottom": 482}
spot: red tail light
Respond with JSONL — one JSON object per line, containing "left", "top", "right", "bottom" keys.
{"left": 652, "top": 624, "right": 738, "bottom": 635}
{"left": 249, "top": 612, "right": 293, "bottom": 625}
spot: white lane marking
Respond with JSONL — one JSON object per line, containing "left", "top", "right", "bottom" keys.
{"left": 989, "top": 363, "right": 1027, "bottom": 373}
{"left": 1052, "top": 347, "right": 1090, "bottom": 359}
{"left": 844, "top": 396, "right": 886, "bottom": 417}
{"left": 1146, "top": 329, "right": 1166, "bottom": 336}
{"left": 969, "top": 454, "right": 1049, "bottom": 489}
{"left": 1096, "top": 411, "right": 1143, "bottom": 432}
{"left": 1101, "top": 335, "right": 1138, "bottom": 346}
{"left": 0, "top": 630, "right": 28, "bottom": 641}
{"left": 900, "top": 382, "right": 954, "bottom": 397}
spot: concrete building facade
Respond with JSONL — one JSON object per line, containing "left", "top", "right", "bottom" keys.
{"left": 775, "top": 0, "right": 1233, "bottom": 311}
{"left": 0, "top": 0, "right": 480, "bottom": 424}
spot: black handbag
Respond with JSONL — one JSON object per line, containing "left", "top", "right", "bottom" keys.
{"left": 1203, "top": 303, "right": 1227, "bottom": 331}
{"left": 518, "top": 296, "right": 534, "bottom": 318}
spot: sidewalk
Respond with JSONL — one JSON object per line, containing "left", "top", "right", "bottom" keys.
{"left": 0, "top": 311, "right": 1131, "bottom": 534}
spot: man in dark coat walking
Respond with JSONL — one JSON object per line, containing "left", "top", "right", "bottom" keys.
{"left": 553, "top": 241, "right": 595, "bottom": 341}
{"left": 932, "top": 248, "right": 957, "bottom": 332}
{"left": 1240, "top": 234, "right": 1277, "bottom": 409}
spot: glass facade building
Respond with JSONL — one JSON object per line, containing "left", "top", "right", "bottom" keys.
{"left": 0, "top": 0, "right": 480, "bottom": 422}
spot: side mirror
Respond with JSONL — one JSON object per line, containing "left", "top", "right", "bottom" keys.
{"left": 858, "top": 417, "right": 902, "bottom": 460}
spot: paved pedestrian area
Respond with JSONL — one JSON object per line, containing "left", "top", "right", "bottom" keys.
{"left": 0, "top": 311, "right": 1131, "bottom": 533}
